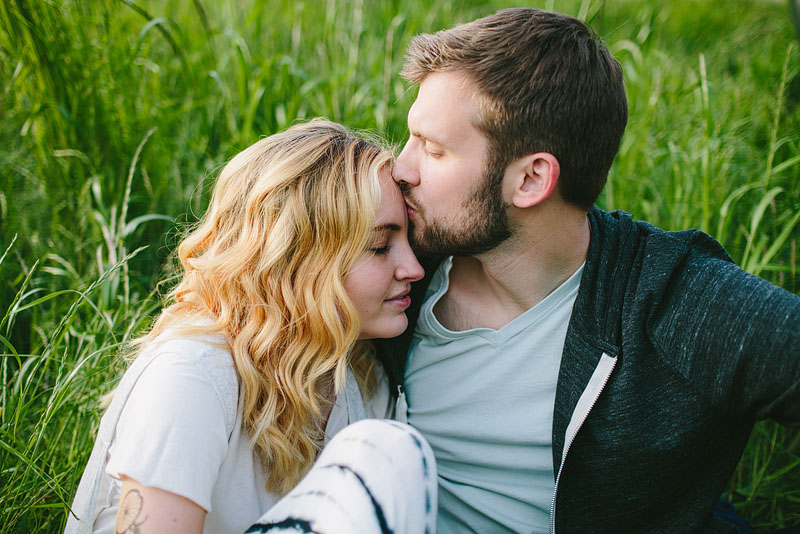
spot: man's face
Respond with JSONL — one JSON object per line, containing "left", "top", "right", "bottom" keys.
{"left": 393, "top": 71, "right": 511, "bottom": 258}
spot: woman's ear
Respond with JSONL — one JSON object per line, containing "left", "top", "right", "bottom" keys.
{"left": 507, "top": 153, "right": 560, "bottom": 208}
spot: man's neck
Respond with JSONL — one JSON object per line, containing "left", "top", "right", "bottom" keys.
{"left": 436, "top": 206, "right": 590, "bottom": 331}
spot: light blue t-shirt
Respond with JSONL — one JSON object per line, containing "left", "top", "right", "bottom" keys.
{"left": 405, "top": 257, "right": 583, "bottom": 534}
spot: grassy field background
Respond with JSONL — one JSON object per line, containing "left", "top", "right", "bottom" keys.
{"left": 1, "top": 0, "right": 799, "bottom": 531}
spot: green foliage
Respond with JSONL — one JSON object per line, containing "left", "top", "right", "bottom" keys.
{"left": 0, "top": 0, "right": 798, "bottom": 531}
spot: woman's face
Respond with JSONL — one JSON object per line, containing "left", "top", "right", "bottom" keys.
{"left": 344, "top": 166, "right": 425, "bottom": 339}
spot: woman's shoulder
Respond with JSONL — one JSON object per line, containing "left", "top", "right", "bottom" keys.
{"left": 364, "top": 361, "right": 393, "bottom": 419}
{"left": 137, "top": 322, "right": 239, "bottom": 431}
{"left": 103, "top": 326, "right": 243, "bottom": 519}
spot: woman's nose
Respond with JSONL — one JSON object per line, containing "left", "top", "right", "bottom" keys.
{"left": 396, "top": 246, "right": 425, "bottom": 282}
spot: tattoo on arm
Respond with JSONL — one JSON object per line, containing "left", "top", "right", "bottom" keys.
{"left": 116, "top": 489, "right": 148, "bottom": 534}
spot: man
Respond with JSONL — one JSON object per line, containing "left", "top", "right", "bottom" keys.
{"left": 377, "top": 8, "right": 800, "bottom": 533}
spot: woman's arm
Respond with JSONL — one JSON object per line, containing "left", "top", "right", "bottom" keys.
{"left": 114, "top": 476, "right": 205, "bottom": 534}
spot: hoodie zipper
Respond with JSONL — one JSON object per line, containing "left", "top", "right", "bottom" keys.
{"left": 549, "top": 352, "right": 617, "bottom": 534}
{"left": 396, "top": 384, "right": 409, "bottom": 423}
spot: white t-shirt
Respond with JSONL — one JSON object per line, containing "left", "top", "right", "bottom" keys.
{"left": 92, "top": 331, "right": 391, "bottom": 534}
{"left": 405, "top": 257, "right": 583, "bottom": 533}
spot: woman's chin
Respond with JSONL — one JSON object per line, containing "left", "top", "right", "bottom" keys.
{"left": 357, "top": 316, "right": 409, "bottom": 340}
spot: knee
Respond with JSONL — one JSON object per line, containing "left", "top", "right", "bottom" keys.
{"left": 336, "top": 418, "right": 416, "bottom": 440}
{"left": 335, "top": 419, "right": 425, "bottom": 446}
{"left": 326, "top": 419, "right": 435, "bottom": 468}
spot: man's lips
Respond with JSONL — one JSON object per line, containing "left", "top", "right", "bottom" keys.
{"left": 403, "top": 197, "right": 419, "bottom": 217}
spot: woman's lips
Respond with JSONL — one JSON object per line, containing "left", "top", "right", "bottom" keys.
{"left": 385, "top": 292, "right": 411, "bottom": 309}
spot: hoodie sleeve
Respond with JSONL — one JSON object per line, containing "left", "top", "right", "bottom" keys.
{"left": 650, "top": 242, "right": 800, "bottom": 427}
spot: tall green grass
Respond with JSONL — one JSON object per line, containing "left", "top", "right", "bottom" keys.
{"left": 1, "top": 0, "right": 798, "bottom": 531}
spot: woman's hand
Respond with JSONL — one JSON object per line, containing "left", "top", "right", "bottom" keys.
{"left": 114, "top": 476, "right": 205, "bottom": 534}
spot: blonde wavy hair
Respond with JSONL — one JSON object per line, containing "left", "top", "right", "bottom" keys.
{"left": 137, "top": 119, "right": 392, "bottom": 494}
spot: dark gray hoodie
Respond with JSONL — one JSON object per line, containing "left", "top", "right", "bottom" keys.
{"left": 377, "top": 207, "right": 800, "bottom": 533}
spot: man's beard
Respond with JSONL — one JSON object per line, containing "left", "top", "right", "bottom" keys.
{"left": 404, "top": 163, "right": 512, "bottom": 258}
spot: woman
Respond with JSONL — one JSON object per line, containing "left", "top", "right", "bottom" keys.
{"left": 65, "top": 120, "right": 431, "bottom": 533}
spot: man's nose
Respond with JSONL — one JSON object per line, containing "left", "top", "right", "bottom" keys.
{"left": 393, "top": 143, "right": 420, "bottom": 187}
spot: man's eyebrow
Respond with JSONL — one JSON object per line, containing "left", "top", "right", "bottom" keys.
{"left": 373, "top": 223, "right": 402, "bottom": 232}
{"left": 411, "top": 130, "right": 446, "bottom": 147}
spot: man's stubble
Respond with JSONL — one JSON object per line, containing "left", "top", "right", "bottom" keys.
{"left": 403, "top": 163, "right": 512, "bottom": 258}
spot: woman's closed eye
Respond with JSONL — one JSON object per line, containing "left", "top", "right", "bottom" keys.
{"left": 370, "top": 243, "right": 391, "bottom": 255}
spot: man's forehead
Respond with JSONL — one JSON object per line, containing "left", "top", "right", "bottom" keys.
{"left": 408, "top": 71, "right": 483, "bottom": 145}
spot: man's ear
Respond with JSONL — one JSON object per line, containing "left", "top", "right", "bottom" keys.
{"left": 507, "top": 153, "right": 560, "bottom": 208}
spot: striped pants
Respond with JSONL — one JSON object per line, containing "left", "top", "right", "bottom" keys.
{"left": 246, "top": 419, "right": 438, "bottom": 534}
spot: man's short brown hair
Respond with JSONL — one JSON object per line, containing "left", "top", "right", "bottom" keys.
{"left": 402, "top": 8, "right": 628, "bottom": 210}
